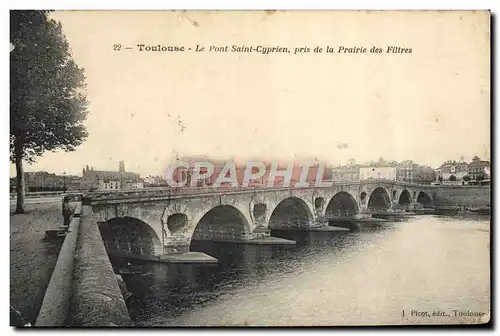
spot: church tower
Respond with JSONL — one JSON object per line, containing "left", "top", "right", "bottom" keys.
{"left": 119, "top": 161, "right": 125, "bottom": 173}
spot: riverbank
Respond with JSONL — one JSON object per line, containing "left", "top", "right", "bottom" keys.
{"left": 10, "top": 203, "right": 64, "bottom": 325}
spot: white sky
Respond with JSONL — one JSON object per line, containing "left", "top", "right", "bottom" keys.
{"left": 11, "top": 10, "right": 490, "bottom": 177}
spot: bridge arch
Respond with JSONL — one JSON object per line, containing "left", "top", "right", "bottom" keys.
{"left": 269, "top": 196, "right": 313, "bottom": 229}
{"left": 367, "top": 187, "right": 391, "bottom": 210}
{"left": 325, "top": 191, "right": 359, "bottom": 217}
{"left": 398, "top": 189, "right": 412, "bottom": 206}
{"left": 191, "top": 205, "right": 252, "bottom": 243}
{"left": 98, "top": 216, "right": 162, "bottom": 256}
{"left": 416, "top": 191, "right": 433, "bottom": 208}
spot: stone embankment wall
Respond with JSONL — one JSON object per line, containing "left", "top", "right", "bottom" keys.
{"left": 433, "top": 185, "right": 491, "bottom": 207}
{"left": 70, "top": 205, "right": 131, "bottom": 326}
{"left": 35, "top": 203, "right": 131, "bottom": 326}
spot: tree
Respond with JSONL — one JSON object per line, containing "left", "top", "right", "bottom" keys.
{"left": 449, "top": 175, "right": 457, "bottom": 181}
{"left": 10, "top": 11, "right": 88, "bottom": 213}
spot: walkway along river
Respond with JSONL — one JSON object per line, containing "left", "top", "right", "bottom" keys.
{"left": 119, "top": 214, "right": 490, "bottom": 326}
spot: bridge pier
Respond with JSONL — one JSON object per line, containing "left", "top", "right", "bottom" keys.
{"left": 309, "top": 214, "right": 329, "bottom": 227}
{"left": 158, "top": 236, "right": 217, "bottom": 263}
{"left": 188, "top": 229, "right": 296, "bottom": 246}
{"left": 163, "top": 236, "right": 191, "bottom": 254}
{"left": 160, "top": 229, "right": 295, "bottom": 262}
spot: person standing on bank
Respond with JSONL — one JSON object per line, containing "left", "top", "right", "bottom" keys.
{"left": 62, "top": 196, "right": 73, "bottom": 227}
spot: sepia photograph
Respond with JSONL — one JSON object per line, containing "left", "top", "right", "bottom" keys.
{"left": 9, "top": 9, "right": 491, "bottom": 327}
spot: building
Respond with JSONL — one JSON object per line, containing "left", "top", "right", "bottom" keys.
{"left": 484, "top": 166, "right": 491, "bottom": 178}
{"left": 435, "top": 157, "right": 489, "bottom": 184}
{"left": 119, "top": 160, "right": 125, "bottom": 173}
{"left": 82, "top": 161, "right": 141, "bottom": 190}
{"left": 396, "top": 160, "right": 414, "bottom": 182}
{"left": 467, "top": 156, "right": 490, "bottom": 180}
{"left": 82, "top": 164, "right": 140, "bottom": 183}
{"left": 331, "top": 165, "right": 360, "bottom": 182}
{"left": 98, "top": 180, "right": 120, "bottom": 190}
{"left": 124, "top": 181, "right": 144, "bottom": 189}
{"left": 329, "top": 158, "right": 435, "bottom": 184}
{"left": 328, "top": 158, "right": 435, "bottom": 184}
{"left": 434, "top": 166, "right": 442, "bottom": 182}
{"left": 436, "top": 160, "right": 471, "bottom": 182}
{"left": 98, "top": 179, "right": 144, "bottom": 191}
{"left": 143, "top": 175, "right": 168, "bottom": 186}
{"left": 396, "top": 160, "right": 435, "bottom": 184}
{"left": 360, "top": 166, "right": 398, "bottom": 180}
{"left": 24, "top": 171, "right": 81, "bottom": 192}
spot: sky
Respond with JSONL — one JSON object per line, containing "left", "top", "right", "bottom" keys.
{"left": 10, "top": 11, "right": 490, "bottom": 177}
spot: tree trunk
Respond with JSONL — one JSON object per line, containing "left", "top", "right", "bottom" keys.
{"left": 14, "top": 145, "right": 25, "bottom": 214}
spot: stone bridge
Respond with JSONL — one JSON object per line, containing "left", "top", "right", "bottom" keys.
{"left": 87, "top": 179, "right": 435, "bottom": 256}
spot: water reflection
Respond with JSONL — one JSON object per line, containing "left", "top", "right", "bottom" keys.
{"left": 122, "top": 215, "right": 490, "bottom": 326}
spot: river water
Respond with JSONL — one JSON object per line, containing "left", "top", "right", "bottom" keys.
{"left": 124, "top": 215, "right": 490, "bottom": 326}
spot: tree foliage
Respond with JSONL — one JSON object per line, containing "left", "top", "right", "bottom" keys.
{"left": 10, "top": 10, "right": 88, "bottom": 213}
{"left": 10, "top": 10, "right": 89, "bottom": 163}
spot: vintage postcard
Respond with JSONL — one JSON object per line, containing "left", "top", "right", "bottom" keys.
{"left": 9, "top": 10, "right": 490, "bottom": 327}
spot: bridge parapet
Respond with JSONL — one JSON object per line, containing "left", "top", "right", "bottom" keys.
{"left": 88, "top": 179, "right": 435, "bottom": 203}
